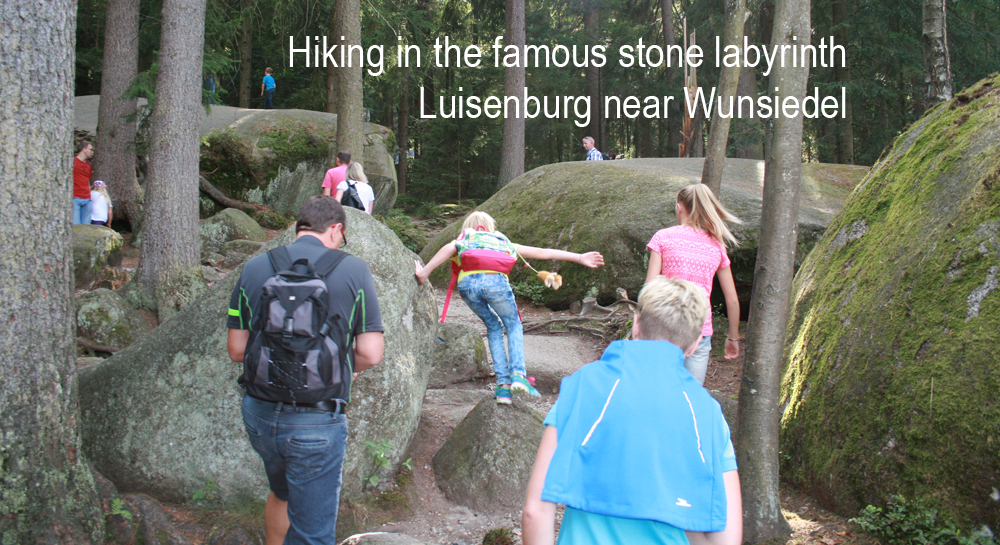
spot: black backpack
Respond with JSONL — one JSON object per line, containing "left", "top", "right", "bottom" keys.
{"left": 340, "top": 180, "right": 366, "bottom": 211}
{"left": 243, "top": 246, "right": 351, "bottom": 404}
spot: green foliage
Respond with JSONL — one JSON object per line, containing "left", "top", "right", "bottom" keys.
{"left": 512, "top": 281, "right": 546, "bottom": 306}
{"left": 363, "top": 439, "right": 395, "bottom": 488}
{"left": 109, "top": 498, "right": 133, "bottom": 522}
{"left": 850, "top": 495, "right": 997, "bottom": 545}
{"left": 482, "top": 527, "right": 515, "bottom": 545}
{"left": 191, "top": 480, "right": 221, "bottom": 505}
{"left": 378, "top": 210, "right": 427, "bottom": 253}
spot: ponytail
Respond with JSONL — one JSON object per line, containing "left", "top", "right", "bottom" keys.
{"left": 676, "top": 184, "right": 741, "bottom": 247}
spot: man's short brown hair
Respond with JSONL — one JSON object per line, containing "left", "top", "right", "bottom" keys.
{"left": 296, "top": 196, "right": 346, "bottom": 235}
{"left": 76, "top": 140, "right": 93, "bottom": 154}
{"left": 336, "top": 150, "right": 351, "bottom": 165}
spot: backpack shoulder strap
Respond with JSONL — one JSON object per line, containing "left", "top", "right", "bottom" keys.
{"left": 313, "top": 249, "right": 349, "bottom": 278}
{"left": 267, "top": 246, "right": 293, "bottom": 273}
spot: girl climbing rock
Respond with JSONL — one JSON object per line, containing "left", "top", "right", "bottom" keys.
{"left": 415, "top": 211, "right": 605, "bottom": 404}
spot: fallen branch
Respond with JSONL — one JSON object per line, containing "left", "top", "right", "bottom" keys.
{"left": 77, "top": 337, "right": 121, "bottom": 354}
{"left": 567, "top": 324, "right": 608, "bottom": 336}
{"left": 523, "top": 316, "right": 601, "bottom": 333}
{"left": 199, "top": 174, "right": 259, "bottom": 214}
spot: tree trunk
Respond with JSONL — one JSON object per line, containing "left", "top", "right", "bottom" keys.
{"left": 735, "top": 0, "right": 805, "bottom": 541}
{"left": 94, "top": 0, "right": 143, "bottom": 232}
{"left": 238, "top": 7, "right": 252, "bottom": 109}
{"left": 922, "top": 0, "right": 952, "bottom": 107}
{"left": 732, "top": 12, "right": 763, "bottom": 160}
{"left": 135, "top": 0, "right": 208, "bottom": 320}
{"left": 0, "top": 0, "right": 104, "bottom": 541}
{"left": 701, "top": 0, "right": 746, "bottom": 195}
{"left": 326, "top": 6, "right": 339, "bottom": 114}
{"left": 397, "top": 75, "right": 409, "bottom": 194}
{"left": 585, "top": 7, "right": 601, "bottom": 150}
{"left": 832, "top": 0, "right": 854, "bottom": 163}
{"left": 497, "top": 0, "right": 526, "bottom": 186}
{"left": 663, "top": 0, "right": 682, "bottom": 157}
{"left": 334, "top": 0, "right": 364, "bottom": 163}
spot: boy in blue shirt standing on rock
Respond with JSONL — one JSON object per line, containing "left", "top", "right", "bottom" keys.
{"left": 261, "top": 67, "right": 275, "bottom": 109}
{"left": 522, "top": 276, "right": 742, "bottom": 545}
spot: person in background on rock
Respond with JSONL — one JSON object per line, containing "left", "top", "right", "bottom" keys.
{"left": 261, "top": 67, "right": 276, "bottom": 109}
{"left": 582, "top": 136, "right": 603, "bottom": 161}
{"left": 645, "top": 184, "right": 742, "bottom": 385}
{"left": 322, "top": 150, "right": 351, "bottom": 197}
{"left": 227, "top": 196, "right": 384, "bottom": 545}
{"left": 414, "top": 211, "right": 605, "bottom": 404}
{"left": 73, "top": 140, "right": 95, "bottom": 224}
{"left": 334, "top": 162, "right": 375, "bottom": 215}
{"left": 522, "top": 276, "right": 743, "bottom": 545}
{"left": 89, "top": 180, "right": 113, "bottom": 226}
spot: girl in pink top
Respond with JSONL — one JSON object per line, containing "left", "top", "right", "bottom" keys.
{"left": 645, "top": 184, "right": 742, "bottom": 384}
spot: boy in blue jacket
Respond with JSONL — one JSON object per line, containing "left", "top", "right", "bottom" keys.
{"left": 522, "top": 276, "right": 742, "bottom": 545}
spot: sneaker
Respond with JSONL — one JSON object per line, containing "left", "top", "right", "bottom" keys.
{"left": 495, "top": 386, "right": 512, "bottom": 405}
{"left": 511, "top": 374, "right": 540, "bottom": 396}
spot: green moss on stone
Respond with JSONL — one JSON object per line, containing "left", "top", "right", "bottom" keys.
{"left": 780, "top": 74, "right": 1000, "bottom": 529}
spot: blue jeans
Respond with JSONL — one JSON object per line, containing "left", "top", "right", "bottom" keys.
{"left": 242, "top": 394, "right": 348, "bottom": 545}
{"left": 73, "top": 198, "right": 93, "bottom": 225}
{"left": 264, "top": 88, "right": 275, "bottom": 109}
{"left": 683, "top": 336, "right": 712, "bottom": 385}
{"left": 458, "top": 273, "right": 525, "bottom": 385}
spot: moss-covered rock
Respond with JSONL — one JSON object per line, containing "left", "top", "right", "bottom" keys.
{"left": 200, "top": 208, "right": 266, "bottom": 255}
{"left": 420, "top": 158, "right": 865, "bottom": 308}
{"left": 72, "top": 224, "right": 124, "bottom": 289}
{"left": 200, "top": 110, "right": 398, "bottom": 216}
{"left": 780, "top": 74, "right": 1000, "bottom": 529}
{"left": 429, "top": 323, "right": 489, "bottom": 388}
{"left": 78, "top": 209, "right": 438, "bottom": 505}
{"left": 75, "top": 288, "right": 152, "bottom": 349}
{"left": 432, "top": 397, "right": 544, "bottom": 512}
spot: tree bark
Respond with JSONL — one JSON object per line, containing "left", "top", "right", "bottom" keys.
{"left": 397, "top": 75, "right": 409, "bottom": 194}
{"left": 135, "top": 0, "right": 208, "bottom": 320}
{"left": 94, "top": 0, "right": 143, "bottom": 231}
{"left": 333, "top": 0, "right": 364, "bottom": 163}
{"left": 497, "top": 0, "right": 526, "bottom": 186}
{"left": 737, "top": 0, "right": 807, "bottom": 542}
{"left": 584, "top": 6, "right": 601, "bottom": 150}
{"left": 662, "top": 0, "right": 682, "bottom": 157}
{"left": 238, "top": 6, "right": 252, "bottom": 109}
{"left": 922, "top": 0, "right": 952, "bottom": 107}
{"left": 0, "top": 0, "right": 104, "bottom": 540}
{"left": 701, "top": 0, "right": 747, "bottom": 195}
{"left": 732, "top": 12, "right": 764, "bottom": 160}
{"left": 832, "top": 0, "right": 854, "bottom": 163}
{"left": 326, "top": 5, "right": 339, "bottom": 114}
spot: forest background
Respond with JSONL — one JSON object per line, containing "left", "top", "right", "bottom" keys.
{"left": 73, "top": 0, "right": 1000, "bottom": 205}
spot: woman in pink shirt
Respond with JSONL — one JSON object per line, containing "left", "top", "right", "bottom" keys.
{"left": 645, "top": 184, "right": 742, "bottom": 384}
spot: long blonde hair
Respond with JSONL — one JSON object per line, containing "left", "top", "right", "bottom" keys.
{"left": 346, "top": 162, "right": 368, "bottom": 184}
{"left": 676, "top": 184, "right": 741, "bottom": 246}
{"left": 462, "top": 210, "right": 497, "bottom": 232}
{"left": 91, "top": 181, "right": 112, "bottom": 206}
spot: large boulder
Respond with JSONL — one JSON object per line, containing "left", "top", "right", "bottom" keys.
{"left": 78, "top": 209, "right": 438, "bottom": 504}
{"left": 200, "top": 208, "right": 266, "bottom": 254}
{"left": 75, "top": 289, "right": 153, "bottom": 349}
{"left": 433, "top": 398, "right": 544, "bottom": 512}
{"left": 199, "top": 110, "right": 398, "bottom": 216}
{"left": 420, "top": 158, "right": 866, "bottom": 308}
{"left": 780, "top": 75, "right": 1000, "bottom": 529}
{"left": 73, "top": 224, "right": 124, "bottom": 288}
{"left": 429, "top": 322, "right": 489, "bottom": 388}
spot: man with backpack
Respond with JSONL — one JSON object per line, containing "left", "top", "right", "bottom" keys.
{"left": 227, "top": 196, "right": 384, "bottom": 545}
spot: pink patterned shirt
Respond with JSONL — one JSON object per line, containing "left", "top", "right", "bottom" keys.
{"left": 647, "top": 225, "right": 731, "bottom": 337}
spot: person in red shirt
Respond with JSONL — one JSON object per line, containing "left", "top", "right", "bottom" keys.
{"left": 73, "top": 141, "right": 95, "bottom": 224}
{"left": 321, "top": 150, "right": 351, "bottom": 197}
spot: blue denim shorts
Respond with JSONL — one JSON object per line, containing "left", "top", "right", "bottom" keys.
{"left": 241, "top": 394, "right": 348, "bottom": 544}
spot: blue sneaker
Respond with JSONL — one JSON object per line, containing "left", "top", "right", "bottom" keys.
{"left": 511, "top": 374, "right": 540, "bottom": 396}
{"left": 495, "top": 386, "right": 512, "bottom": 405}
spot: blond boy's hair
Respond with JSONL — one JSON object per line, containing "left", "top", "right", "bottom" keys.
{"left": 636, "top": 276, "right": 708, "bottom": 350}
{"left": 462, "top": 210, "right": 497, "bottom": 232}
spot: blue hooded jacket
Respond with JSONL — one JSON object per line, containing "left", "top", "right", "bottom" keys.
{"left": 541, "top": 340, "right": 730, "bottom": 532}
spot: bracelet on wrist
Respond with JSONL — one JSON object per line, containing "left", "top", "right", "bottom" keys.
{"left": 727, "top": 337, "right": 739, "bottom": 342}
